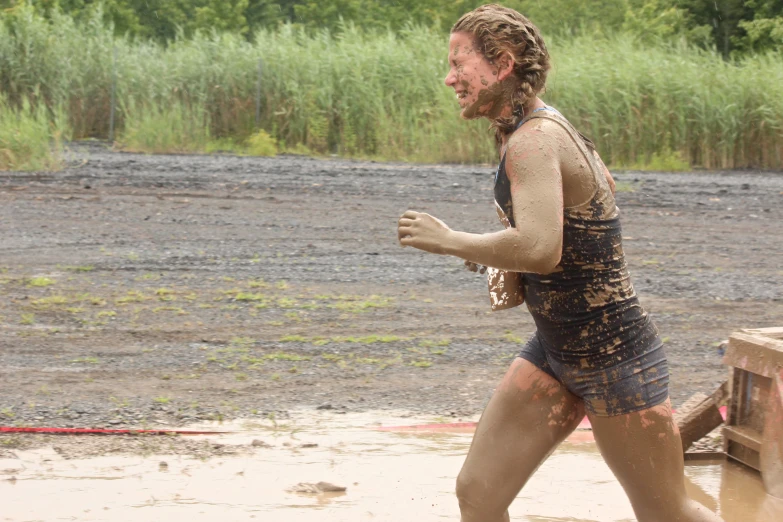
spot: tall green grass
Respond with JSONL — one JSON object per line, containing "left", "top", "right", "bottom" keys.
{"left": 118, "top": 100, "right": 211, "bottom": 153}
{"left": 546, "top": 36, "right": 783, "bottom": 170}
{"left": 1, "top": 8, "right": 782, "bottom": 169}
{"left": 0, "top": 95, "right": 69, "bottom": 171}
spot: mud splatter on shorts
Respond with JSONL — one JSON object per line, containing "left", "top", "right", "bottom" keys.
{"left": 518, "top": 327, "right": 669, "bottom": 417}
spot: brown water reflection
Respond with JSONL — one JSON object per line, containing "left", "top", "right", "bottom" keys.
{"left": 1, "top": 411, "right": 781, "bottom": 521}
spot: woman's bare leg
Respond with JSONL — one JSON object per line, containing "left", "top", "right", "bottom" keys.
{"left": 589, "top": 399, "right": 724, "bottom": 522}
{"left": 456, "top": 358, "right": 585, "bottom": 522}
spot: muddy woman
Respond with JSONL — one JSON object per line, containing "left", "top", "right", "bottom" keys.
{"left": 397, "top": 5, "right": 724, "bottom": 522}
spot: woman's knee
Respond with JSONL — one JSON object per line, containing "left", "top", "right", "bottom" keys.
{"left": 455, "top": 470, "right": 480, "bottom": 510}
{"left": 455, "top": 470, "right": 508, "bottom": 522}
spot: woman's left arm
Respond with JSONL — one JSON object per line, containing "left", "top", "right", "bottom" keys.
{"left": 398, "top": 123, "right": 564, "bottom": 274}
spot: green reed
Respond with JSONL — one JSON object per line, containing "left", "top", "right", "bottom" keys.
{"left": 118, "top": 99, "right": 212, "bottom": 153}
{"left": 1, "top": 9, "right": 781, "bottom": 169}
{"left": 0, "top": 94, "right": 69, "bottom": 171}
{"left": 546, "top": 36, "right": 783, "bottom": 169}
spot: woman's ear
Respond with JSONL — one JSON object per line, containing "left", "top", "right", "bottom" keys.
{"left": 496, "top": 51, "right": 515, "bottom": 82}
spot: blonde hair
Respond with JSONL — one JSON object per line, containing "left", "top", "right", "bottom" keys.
{"left": 452, "top": 4, "right": 551, "bottom": 143}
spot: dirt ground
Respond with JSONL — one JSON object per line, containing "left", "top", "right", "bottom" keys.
{"left": 1, "top": 142, "right": 781, "bottom": 455}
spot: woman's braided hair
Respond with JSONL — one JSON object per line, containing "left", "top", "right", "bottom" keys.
{"left": 452, "top": 4, "right": 551, "bottom": 145}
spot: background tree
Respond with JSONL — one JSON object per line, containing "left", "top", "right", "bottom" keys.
{"left": 2, "top": 0, "right": 781, "bottom": 53}
{"left": 244, "top": 0, "right": 289, "bottom": 33}
{"left": 734, "top": 0, "right": 783, "bottom": 52}
{"left": 193, "top": 0, "right": 249, "bottom": 35}
{"left": 674, "top": 0, "right": 752, "bottom": 56}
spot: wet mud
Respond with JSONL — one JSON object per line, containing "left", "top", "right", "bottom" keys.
{"left": 1, "top": 411, "right": 780, "bottom": 521}
{"left": 0, "top": 142, "right": 781, "bottom": 435}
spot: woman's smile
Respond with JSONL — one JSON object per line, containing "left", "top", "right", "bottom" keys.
{"left": 445, "top": 32, "right": 500, "bottom": 118}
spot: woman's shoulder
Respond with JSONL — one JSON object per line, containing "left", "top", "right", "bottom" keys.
{"left": 507, "top": 114, "right": 575, "bottom": 156}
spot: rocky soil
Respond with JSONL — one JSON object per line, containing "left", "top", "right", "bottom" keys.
{"left": 1, "top": 142, "right": 781, "bottom": 454}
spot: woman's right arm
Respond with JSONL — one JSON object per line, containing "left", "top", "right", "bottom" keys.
{"left": 439, "top": 120, "right": 565, "bottom": 274}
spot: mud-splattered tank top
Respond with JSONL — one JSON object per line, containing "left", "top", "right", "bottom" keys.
{"left": 494, "top": 108, "right": 659, "bottom": 362}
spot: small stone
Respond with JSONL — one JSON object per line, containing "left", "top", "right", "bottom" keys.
{"left": 299, "top": 443, "right": 318, "bottom": 449}
{"left": 314, "top": 481, "right": 346, "bottom": 492}
{"left": 159, "top": 461, "right": 168, "bottom": 471}
{"left": 251, "top": 439, "right": 271, "bottom": 448}
{"left": 316, "top": 403, "right": 333, "bottom": 410}
{"left": 287, "top": 481, "right": 346, "bottom": 494}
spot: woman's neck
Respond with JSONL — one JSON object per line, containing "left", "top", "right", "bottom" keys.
{"left": 499, "top": 97, "right": 546, "bottom": 151}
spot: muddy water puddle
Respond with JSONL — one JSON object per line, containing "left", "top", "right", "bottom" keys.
{"left": 1, "top": 411, "right": 781, "bottom": 521}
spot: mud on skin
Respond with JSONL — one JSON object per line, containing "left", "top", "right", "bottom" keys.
{"left": 0, "top": 142, "right": 781, "bottom": 451}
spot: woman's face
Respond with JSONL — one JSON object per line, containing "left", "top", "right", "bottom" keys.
{"left": 445, "top": 32, "right": 506, "bottom": 120}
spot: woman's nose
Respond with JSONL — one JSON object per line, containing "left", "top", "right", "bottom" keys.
{"left": 444, "top": 71, "right": 456, "bottom": 87}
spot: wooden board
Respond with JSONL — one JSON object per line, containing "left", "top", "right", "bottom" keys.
{"left": 674, "top": 383, "right": 727, "bottom": 453}
{"left": 724, "top": 327, "right": 783, "bottom": 379}
{"left": 761, "top": 368, "right": 783, "bottom": 499}
{"left": 724, "top": 424, "right": 762, "bottom": 470}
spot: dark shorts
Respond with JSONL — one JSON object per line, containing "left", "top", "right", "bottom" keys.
{"left": 518, "top": 332, "right": 670, "bottom": 417}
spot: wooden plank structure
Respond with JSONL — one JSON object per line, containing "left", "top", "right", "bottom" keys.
{"left": 722, "top": 327, "right": 783, "bottom": 499}
{"left": 761, "top": 366, "right": 783, "bottom": 498}
{"left": 674, "top": 382, "right": 727, "bottom": 453}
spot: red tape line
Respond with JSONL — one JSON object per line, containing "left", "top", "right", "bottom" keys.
{"left": 374, "top": 406, "right": 728, "bottom": 432}
{"left": 2, "top": 407, "right": 728, "bottom": 435}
